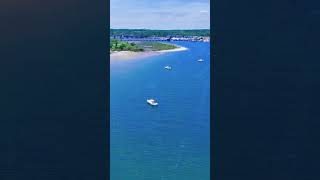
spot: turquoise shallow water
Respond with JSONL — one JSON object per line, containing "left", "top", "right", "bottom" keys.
{"left": 110, "top": 41, "right": 210, "bottom": 180}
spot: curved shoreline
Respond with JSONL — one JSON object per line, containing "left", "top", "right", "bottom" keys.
{"left": 110, "top": 46, "right": 188, "bottom": 61}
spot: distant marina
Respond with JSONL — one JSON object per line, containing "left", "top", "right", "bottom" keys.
{"left": 110, "top": 36, "right": 210, "bottom": 42}
{"left": 110, "top": 29, "right": 210, "bottom": 42}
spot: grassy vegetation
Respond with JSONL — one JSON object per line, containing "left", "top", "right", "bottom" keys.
{"left": 135, "top": 42, "right": 177, "bottom": 51}
{"left": 110, "top": 39, "right": 178, "bottom": 52}
{"left": 110, "top": 29, "right": 210, "bottom": 37}
{"left": 110, "top": 39, "right": 143, "bottom": 52}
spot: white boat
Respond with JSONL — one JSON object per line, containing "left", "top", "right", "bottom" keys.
{"left": 164, "top": 66, "right": 172, "bottom": 70}
{"left": 198, "top": 59, "right": 204, "bottom": 62}
{"left": 147, "top": 99, "right": 158, "bottom": 106}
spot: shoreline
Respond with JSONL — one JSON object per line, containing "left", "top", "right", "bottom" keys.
{"left": 110, "top": 45, "right": 188, "bottom": 61}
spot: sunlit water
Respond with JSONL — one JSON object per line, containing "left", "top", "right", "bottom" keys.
{"left": 110, "top": 41, "right": 210, "bottom": 180}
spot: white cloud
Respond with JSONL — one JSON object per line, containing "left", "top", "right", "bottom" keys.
{"left": 200, "top": 10, "right": 209, "bottom": 13}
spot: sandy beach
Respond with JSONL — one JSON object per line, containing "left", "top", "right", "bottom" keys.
{"left": 157, "top": 46, "right": 188, "bottom": 53}
{"left": 110, "top": 46, "right": 188, "bottom": 61}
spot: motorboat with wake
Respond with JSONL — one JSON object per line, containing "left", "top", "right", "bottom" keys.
{"left": 147, "top": 99, "right": 158, "bottom": 106}
{"left": 197, "top": 59, "right": 204, "bottom": 62}
{"left": 164, "top": 66, "right": 172, "bottom": 70}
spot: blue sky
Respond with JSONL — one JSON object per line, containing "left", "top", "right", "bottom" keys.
{"left": 110, "top": 0, "right": 210, "bottom": 30}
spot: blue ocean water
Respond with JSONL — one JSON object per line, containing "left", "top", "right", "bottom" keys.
{"left": 110, "top": 41, "right": 210, "bottom": 180}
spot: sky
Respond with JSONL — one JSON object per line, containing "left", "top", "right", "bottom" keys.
{"left": 110, "top": 0, "right": 210, "bottom": 30}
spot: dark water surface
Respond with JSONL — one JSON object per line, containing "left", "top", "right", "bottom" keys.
{"left": 111, "top": 42, "right": 210, "bottom": 180}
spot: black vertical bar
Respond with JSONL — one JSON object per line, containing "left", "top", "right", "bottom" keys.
{"left": 0, "top": 0, "right": 109, "bottom": 179}
{"left": 212, "top": 0, "right": 320, "bottom": 179}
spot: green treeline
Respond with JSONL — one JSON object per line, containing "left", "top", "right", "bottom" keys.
{"left": 110, "top": 39, "right": 179, "bottom": 52}
{"left": 110, "top": 39, "right": 143, "bottom": 52}
{"left": 110, "top": 29, "right": 210, "bottom": 37}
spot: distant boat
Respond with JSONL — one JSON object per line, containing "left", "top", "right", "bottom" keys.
{"left": 164, "top": 66, "right": 172, "bottom": 70}
{"left": 147, "top": 99, "right": 158, "bottom": 106}
{"left": 198, "top": 59, "right": 204, "bottom": 62}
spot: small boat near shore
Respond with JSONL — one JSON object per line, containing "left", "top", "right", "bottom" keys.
{"left": 164, "top": 66, "right": 172, "bottom": 70}
{"left": 197, "top": 59, "right": 204, "bottom": 62}
{"left": 147, "top": 99, "right": 158, "bottom": 106}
